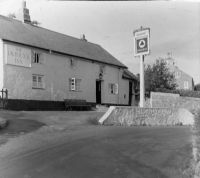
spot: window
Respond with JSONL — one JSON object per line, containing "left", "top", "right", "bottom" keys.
{"left": 76, "top": 79, "right": 81, "bottom": 91}
{"left": 32, "top": 51, "right": 44, "bottom": 64}
{"left": 69, "top": 78, "right": 81, "bottom": 91}
{"left": 184, "top": 81, "right": 189, "bottom": 90}
{"left": 175, "top": 71, "right": 180, "bottom": 79}
{"left": 32, "top": 74, "right": 45, "bottom": 89}
{"left": 70, "top": 78, "right": 76, "bottom": 91}
{"left": 108, "top": 83, "right": 118, "bottom": 95}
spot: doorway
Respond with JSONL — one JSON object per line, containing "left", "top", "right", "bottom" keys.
{"left": 96, "top": 80, "right": 101, "bottom": 104}
{"left": 129, "top": 82, "right": 132, "bottom": 106}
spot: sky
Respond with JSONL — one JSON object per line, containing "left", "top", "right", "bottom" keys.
{"left": 0, "top": 0, "right": 199, "bottom": 83}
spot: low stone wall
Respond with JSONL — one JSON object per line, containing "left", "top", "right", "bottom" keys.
{"left": 178, "top": 97, "right": 200, "bottom": 114}
{"left": 101, "top": 106, "right": 194, "bottom": 126}
{"left": 150, "top": 92, "right": 180, "bottom": 108}
{"left": 148, "top": 92, "right": 200, "bottom": 113}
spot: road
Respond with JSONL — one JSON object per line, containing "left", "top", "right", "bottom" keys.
{"left": 0, "top": 121, "right": 193, "bottom": 178}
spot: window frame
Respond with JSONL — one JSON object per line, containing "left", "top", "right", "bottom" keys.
{"left": 32, "top": 51, "right": 44, "bottom": 64}
{"left": 69, "top": 78, "right": 82, "bottom": 92}
{"left": 108, "top": 83, "right": 118, "bottom": 95}
{"left": 183, "top": 81, "right": 189, "bottom": 90}
{"left": 32, "top": 74, "right": 45, "bottom": 89}
{"left": 175, "top": 71, "right": 180, "bottom": 79}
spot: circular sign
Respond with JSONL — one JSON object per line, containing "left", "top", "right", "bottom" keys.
{"left": 133, "top": 28, "right": 150, "bottom": 56}
{"left": 139, "top": 39, "right": 146, "bottom": 48}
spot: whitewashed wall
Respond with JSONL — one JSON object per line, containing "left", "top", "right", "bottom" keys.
{"left": 3, "top": 41, "right": 132, "bottom": 105}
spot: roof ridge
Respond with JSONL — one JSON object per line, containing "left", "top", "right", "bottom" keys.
{"left": 25, "top": 23, "right": 100, "bottom": 47}
{"left": 0, "top": 14, "right": 100, "bottom": 47}
{"left": 175, "top": 67, "right": 193, "bottom": 78}
{"left": 0, "top": 14, "right": 126, "bottom": 68}
{"left": 33, "top": 25, "right": 99, "bottom": 46}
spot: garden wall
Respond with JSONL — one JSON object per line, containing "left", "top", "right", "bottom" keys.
{"left": 100, "top": 106, "right": 194, "bottom": 126}
{"left": 150, "top": 92, "right": 180, "bottom": 108}
{"left": 148, "top": 92, "right": 200, "bottom": 113}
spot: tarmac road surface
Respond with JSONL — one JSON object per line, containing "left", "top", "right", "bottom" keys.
{"left": 0, "top": 125, "right": 193, "bottom": 178}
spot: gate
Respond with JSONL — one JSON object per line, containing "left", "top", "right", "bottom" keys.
{"left": 0, "top": 89, "right": 8, "bottom": 109}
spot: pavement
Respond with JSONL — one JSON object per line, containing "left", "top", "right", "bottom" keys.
{"left": 0, "top": 111, "right": 194, "bottom": 178}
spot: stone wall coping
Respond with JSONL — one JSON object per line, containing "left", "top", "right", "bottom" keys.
{"left": 151, "top": 92, "right": 180, "bottom": 97}
{"left": 114, "top": 106, "right": 176, "bottom": 110}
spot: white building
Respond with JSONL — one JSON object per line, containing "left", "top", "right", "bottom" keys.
{"left": 163, "top": 54, "right": 194, "bottom": 90}
{"left": 0, "top": 2, "right": 138, "bottom": 110}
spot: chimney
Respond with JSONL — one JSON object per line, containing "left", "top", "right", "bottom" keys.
{"left": 80, "top": 34, "right": 87, "bottom": 42}
{"left": 16, "top": 0, "right": 31, "bottom": 23}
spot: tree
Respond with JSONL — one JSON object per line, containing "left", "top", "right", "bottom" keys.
{"left": 144, "top": 59, "right": 177, "bottom": 93}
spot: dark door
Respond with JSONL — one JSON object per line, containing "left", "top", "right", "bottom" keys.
{"left": 96, "top": 80, "right": 101, "bottom": 104}
{"left": 0, "top": 89, "right": 8, "bottom": 109}
{"left": 129, "top": 82, "right": 132, "bottom": 106}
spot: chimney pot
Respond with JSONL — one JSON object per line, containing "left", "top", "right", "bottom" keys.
{"left": 23, "top": 1, "right": 26, "bottom": 8}
{"left": 80, "top": 34, "right": 87, "bottom": 42}
{"left": 16, "top": 0, "right": 31, "bottom": 23}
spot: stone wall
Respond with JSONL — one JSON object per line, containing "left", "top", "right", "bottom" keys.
{"left": 177, "top": 97, "right": 200, "bottom": 114}
{"left": 149, "top": 92, "right": 200, "bottom": 113}
{"left": 192, "top": 110, "right": 200, "bottom": 177}
{"left": 150, "top": 92, "right": 180, "bottom": 108}
{"left": 102, "top": 106, "right": 194, "bottom": 126}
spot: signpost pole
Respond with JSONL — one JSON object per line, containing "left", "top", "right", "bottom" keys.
{"left": 139, "top": 55, "right": 145, "bottom": 107}
{"left": 133, "top": 27, "right": 149, "bottom": 108}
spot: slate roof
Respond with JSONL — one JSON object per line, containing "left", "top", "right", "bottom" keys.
{"left": 0, "top": 15, "right": 126, "bottom": 68}
{"left": 122, "top": 69, "right": 139, "bottom": 81}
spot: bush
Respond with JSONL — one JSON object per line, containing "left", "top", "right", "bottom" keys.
{"left": 155, "top": 88, "right": 200, "bottom": 98}
{"left": 145, "top": 60, "right": 177, "bottom": 93}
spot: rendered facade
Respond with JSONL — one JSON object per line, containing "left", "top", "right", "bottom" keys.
{"left": 0, "top": 2, "right": 138, "bottom": 110}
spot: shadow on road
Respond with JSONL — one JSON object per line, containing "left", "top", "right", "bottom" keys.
{"left": 0, "top": 119, "right": 45, "bottom": 135}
